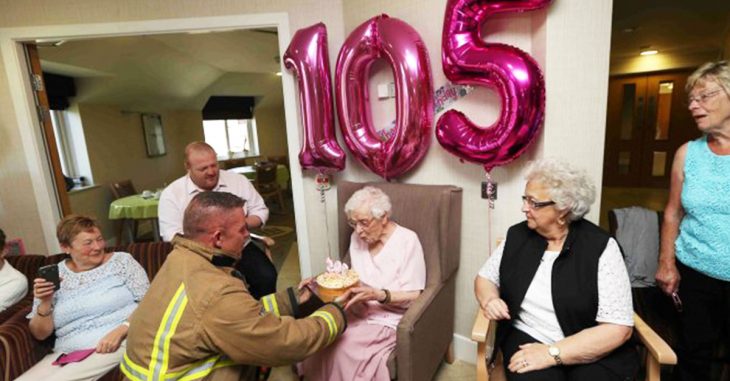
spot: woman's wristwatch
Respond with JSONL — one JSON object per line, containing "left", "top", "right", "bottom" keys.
{"left": 548, "top": 345, "right": 563, "bottom": 365}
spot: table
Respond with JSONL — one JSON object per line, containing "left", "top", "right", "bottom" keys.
{"left": 229, "top": 164, "right": 289, "bottom": 190}
{"left": 109, "top": 194, "right": 160, "bottom": 243}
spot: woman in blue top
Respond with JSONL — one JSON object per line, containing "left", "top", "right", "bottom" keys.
{"left": 655, "top": 61, "right": 730, "bottom": 381}
{"left": 17, "top": 215, "right": 150, "bottom": 381}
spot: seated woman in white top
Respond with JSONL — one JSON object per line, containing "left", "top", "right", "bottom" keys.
{"left": 0, "top": 228, "right": 28, "bottom": 313}
{"left": 475, "top": 159, "right": 638, "bottom": 381}
{"left": 17, "top": 215, "right": 150, "bottom": 381}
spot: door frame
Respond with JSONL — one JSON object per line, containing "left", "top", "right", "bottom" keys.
{"left": 0, "top": 14, "right": 315, "bottom": 275}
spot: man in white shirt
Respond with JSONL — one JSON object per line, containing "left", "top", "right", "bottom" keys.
{"left": 0, "top": 228, "right": 28, "bottom": 313}
{"left": 158, "top": 142, "right": 277, "bottom": 298}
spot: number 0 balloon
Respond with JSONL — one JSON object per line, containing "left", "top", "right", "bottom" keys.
{"left": 336, "top": 15, "right": 434, "bottom": 180}
{"left": 437, "top": 0, "right": 551, "bottom": 172}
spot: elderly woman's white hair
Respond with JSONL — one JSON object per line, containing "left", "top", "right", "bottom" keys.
{"left": 525, "top": 158, "right": 596, "bottom": 221}
{"left": 344, "top": 186, "right": 392, "bottom": 219}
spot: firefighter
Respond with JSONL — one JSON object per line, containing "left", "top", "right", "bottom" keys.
{"left": 122, "top": 191, "right": 347, "bottom": 381}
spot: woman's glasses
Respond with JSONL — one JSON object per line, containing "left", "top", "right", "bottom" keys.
{"left": 347, "top": 217, "right": 376, "bottom": 229}
{"left": 687, "top": 88, "right": 724, "bottom": 106}
{"left": 521, "top": 195, "right": 556, "bottom": 210}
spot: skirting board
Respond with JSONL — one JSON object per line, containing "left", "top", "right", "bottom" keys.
{"left": 453, "top": 333, "right": 477, "bottom": 364}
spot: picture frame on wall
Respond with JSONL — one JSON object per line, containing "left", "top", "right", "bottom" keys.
{"left": 5, "top": 238, "right": 26, "bottom": 256}
{"left": 142, "top": 113, "right": 166, "bottom": 157}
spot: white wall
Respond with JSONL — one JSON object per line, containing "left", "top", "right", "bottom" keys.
{"left": 0, "top": 0, "right": 613, "bottom": 363}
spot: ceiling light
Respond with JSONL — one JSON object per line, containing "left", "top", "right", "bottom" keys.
{"left": 275, "top": 72, "right": 282, "bottom": 76}
{"left": 640, "top": 49, "right": 658, "bottom": 56}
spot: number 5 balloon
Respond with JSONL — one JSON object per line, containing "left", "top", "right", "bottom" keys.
{"left": 437, "top": 0, "right": 552, "bottom": 172}
{"left": 336, "top": 15, "right": 434, "bottom": 180}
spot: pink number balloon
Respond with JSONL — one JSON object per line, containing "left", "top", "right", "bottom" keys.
{"left": 284, "top": 23, "right": 346, "bottom": 173}
{"left": 437, "top": 0, "right": 551, "bottom": 172}
{"left": 335, "top": 15, "right": 434, "bottom": 180}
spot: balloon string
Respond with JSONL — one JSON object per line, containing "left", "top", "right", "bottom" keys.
{"left": 321, "top": 187, "right": 332, "bottom": 261}
{"left": 486, "top": 171, "right": 493, "bottom": 257}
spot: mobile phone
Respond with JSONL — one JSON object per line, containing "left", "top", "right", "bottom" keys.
{"left": 38, "top": 264, "right": 60, "bottom": 291}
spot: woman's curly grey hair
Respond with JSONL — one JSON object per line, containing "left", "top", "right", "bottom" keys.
{"left": 525, "top": 158, "right": 596, "bottom": 221}
{"left": 344, "top": 186, "right": 392, "bottom": 219}
{"left": 685, "top": 61, "right": 730, "bottom": 96}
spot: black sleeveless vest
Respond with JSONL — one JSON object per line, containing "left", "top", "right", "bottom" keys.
{"left": 496, "top": 219, "right": 638, "bottom": 378}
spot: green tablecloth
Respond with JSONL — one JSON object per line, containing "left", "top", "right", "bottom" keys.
{"left": 109, "top": 195, "right": 159, "bottom": 220}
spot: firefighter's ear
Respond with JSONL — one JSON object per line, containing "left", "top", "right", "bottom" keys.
{"left": 212, "top": 230, "right": 223, "bottom": 249}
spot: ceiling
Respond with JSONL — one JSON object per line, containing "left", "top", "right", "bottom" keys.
{"left": 38, "top": 28, "right": 282, "bottom": 110}
{"left": 37, "top": 2, "right": 730, "bottom": 108}
{"left": 611, "top": 0, "right": 730, "bottom": 69}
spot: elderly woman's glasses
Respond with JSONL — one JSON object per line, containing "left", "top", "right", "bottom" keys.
{"left": 521, "top": 195, "right": 555, "bottom": 210}
{"left": 347, "top": 217, "right": 376, "bottom": 229}
{"left": 687, "top": 89, "right": 723, "bottom": 105}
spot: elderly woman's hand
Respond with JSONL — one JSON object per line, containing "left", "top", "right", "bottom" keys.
{"left": 507, "top": 343, "right": 555, "bottom": 374}
{"left": 480, "top": 297, "right": 511, "bottom": 321}
{"left": 32, "top": 278, "right": 56, "bottom": 302}
{"left": 344, "top": 286, "right": 386, "bottom": 309}
{"left": 655, "top": 261, "right": 681, "bottom": 295}
{"left": 96, "top": 324, "right": 127, "bottom": 353}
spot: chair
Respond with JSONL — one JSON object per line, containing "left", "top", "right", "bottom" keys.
{"left": 337, "top": 181, "right": 463, "bottom": 381}
{"left": 254, "top": 162, "right": 287, "bottom": 212}
{"left": 471, "top": 312, "right": 676, "bottom": 381}
{"left": 110, "top": 179, "right": 136, "bottom": 199}
{"left": 471, "top": 211, "right": 678, "bottom": 381}
{"left": 609, "top": 207, "right": 729, "bottom": 381}
{"left": 109, "top": 179, "right": 153, "bottom": 244}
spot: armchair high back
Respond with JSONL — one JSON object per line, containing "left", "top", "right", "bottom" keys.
{"left": 337, "top": 181, "right": 462, "bottom": 381}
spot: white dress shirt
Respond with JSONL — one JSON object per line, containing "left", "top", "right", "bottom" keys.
{"left": 158, "top": 169, "right": 269, "bottom": 241}
{"left": 0, "top": 260, "right": 28, "bottom": 312}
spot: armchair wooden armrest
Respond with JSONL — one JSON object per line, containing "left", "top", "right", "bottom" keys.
{"left": 471, "top": 312, "right": 676, "bottom": 381}
{"left": 633, "top": 313, "right": 677, "bottom": 381}
{"left": 472, "top": 311, "right": 504, "bottom": 381}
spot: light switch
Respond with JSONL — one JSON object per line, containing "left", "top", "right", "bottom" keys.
{"left": 377, "top": 84, "right": 390, "bottom": 99}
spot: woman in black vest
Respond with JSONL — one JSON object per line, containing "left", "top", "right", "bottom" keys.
{"left": 475, "top": 159, "right": 638, "bottom": 380}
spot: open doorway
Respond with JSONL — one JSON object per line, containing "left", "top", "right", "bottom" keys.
{"left": 1, "top": 14, "right": 315, "bottom": 287}
{"left": 599, "top": 0, "right": 729, "bottom": 229}
{"left": 30, "top": 28, "right": 301, "bottom": 287}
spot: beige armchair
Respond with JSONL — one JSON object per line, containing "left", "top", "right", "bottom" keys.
{"left": 337, "top": 181, "right": 463, "bottom": 381}
{"left": 471, "top": 308, "right": 677, "bottom": 381}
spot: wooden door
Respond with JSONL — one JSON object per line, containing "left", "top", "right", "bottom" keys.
{"left": 603, "top": 75, "right": 648, "bottom": 187}
{"left": 25, "top": 44, "right": 71, "bottom": 215}
{"left": 639, "top": 72, "right": 698, "bottom": 187}
{"left": 603, "top": 70, "right": 699, "bottom": 188}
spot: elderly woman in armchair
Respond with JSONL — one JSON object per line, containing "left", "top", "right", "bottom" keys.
{"left": 16, "top": 215, "right": 149, "bottom": 381}
{"left": 298, "top": 186, "right": 426, "bottom": 381}
{"left": 475, "top": 159, "right": 638, "bottom": 380}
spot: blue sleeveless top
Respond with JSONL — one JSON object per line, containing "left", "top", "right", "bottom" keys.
{"left": 676, "top": 136, "right": 730, "bottom": 281}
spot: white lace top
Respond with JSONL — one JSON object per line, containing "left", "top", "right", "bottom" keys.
{"left": 28, "top": 252, "right": 149, "bottom": 352}
{"left": 478, "top": 238, "right": 633, "bottom": 344}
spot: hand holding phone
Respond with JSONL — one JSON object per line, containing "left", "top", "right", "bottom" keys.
{"left": 38, "top": 264, "right": 61, "bottom": 291}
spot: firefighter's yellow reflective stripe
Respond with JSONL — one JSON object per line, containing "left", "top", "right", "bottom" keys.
{"left": 176, "top": 356, "right": 235, "bottom": 381}
{"left": 121, "top": 352, "right": 235, "bottom": 381}
{"left": 150, "top": 283, "right": 188, "bottom": 380}
{"left": 121, "top": 352, "right": 148, "bottom": 381}
{"left": 261, "top": 294, "right": 280, "bottom": 317}
{"left": 311, "top": 310, "right": 337, "bottom": 344}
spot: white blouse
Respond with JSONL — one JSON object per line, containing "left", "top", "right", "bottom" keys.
{"left": 478, "top": 238, "right": 633, "bottom": 344}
